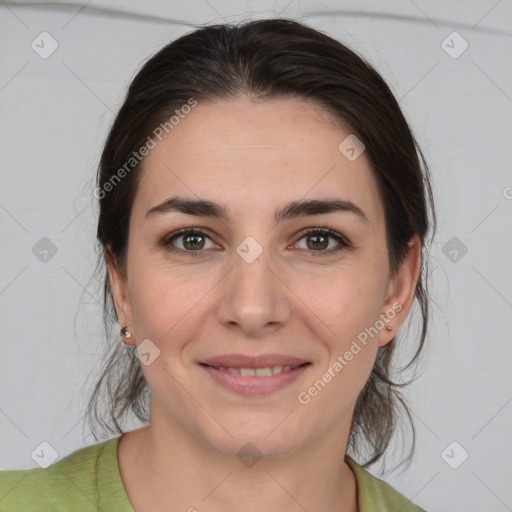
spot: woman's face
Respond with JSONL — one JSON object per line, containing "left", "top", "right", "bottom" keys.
{"left": 108, "top": 95, "right": 419, "bottom": 457}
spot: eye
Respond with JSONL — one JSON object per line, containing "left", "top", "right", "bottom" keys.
{"left": 160, "top": 229, "right": 218, "bottom": 257}
{"left": 293, "top": 227, "right": 351, "bottom": 257}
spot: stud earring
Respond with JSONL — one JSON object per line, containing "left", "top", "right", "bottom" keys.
{"left": 120, "top": 325, "right": 133, "bottom": 343}
{"left": 385, "top": 325, "right": 392, "bottom": 331}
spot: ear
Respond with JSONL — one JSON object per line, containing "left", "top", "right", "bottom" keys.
{"left": 378, "top": 233, "right": 421, "bottom": 347}
{"left": 105, "top": 246, "right": 134, "bottom": 345}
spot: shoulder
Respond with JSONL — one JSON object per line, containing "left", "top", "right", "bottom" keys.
{"left": 347, "top": 457, "right": 428, "bottom": 512}
{"left": 0, "top": 437, "right": 128, "bottom": 512}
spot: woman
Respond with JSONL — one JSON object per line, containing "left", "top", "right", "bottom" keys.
{"left": 0, "top": 18, "right": 434, "bottom": 511}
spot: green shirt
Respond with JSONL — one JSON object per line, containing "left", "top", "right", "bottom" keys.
{"left": 0, "top": 437, "right": 426, "bottom": 511}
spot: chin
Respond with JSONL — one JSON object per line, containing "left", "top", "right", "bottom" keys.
{"left": 196, "top": 410, "right": 311, "bottom": 461}
{"left": 208, "top": 432, "right": 301, "bottom": 462}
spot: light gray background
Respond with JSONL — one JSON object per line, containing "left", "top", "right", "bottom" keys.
{"left": 1, "top": 1, "right": 511, "bottom": 511}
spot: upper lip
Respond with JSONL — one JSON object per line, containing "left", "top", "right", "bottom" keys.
{"left": 200, "top": 354, "right": 310, "bottom": 368}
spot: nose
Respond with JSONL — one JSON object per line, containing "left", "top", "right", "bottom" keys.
{"left": 216, "top": 245, "right": 292, "bottom": 337}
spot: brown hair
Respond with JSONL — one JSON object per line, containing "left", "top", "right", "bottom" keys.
{"left": 86, "top": 18, "right": 436, "bottom": 470}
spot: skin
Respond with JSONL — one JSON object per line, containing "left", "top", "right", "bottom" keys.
{"left": 107, "top": 95, "right": 421, "bottom": 512}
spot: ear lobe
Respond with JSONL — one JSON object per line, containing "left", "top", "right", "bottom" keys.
{"left": 105, "top": 247, "right": 132, "bottom": 328}
{"left": 378, "top": 233, "right": 422, "bottom": 347}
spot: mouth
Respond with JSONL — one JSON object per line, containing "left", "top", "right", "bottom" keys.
{"left": 198, "top": 356, "right": 312, "bottom": 396}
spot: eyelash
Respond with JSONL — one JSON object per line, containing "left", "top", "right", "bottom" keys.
{"left": 159, "top": 227, "right": 351, "bottom": 258}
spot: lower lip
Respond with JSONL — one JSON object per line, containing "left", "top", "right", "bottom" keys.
{"left": 200, "top": 364, "right": 311, "bottom": 396}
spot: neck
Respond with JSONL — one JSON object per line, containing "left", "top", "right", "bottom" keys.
{"left": 118, "top": 409, "right": 358, "bottom": 512}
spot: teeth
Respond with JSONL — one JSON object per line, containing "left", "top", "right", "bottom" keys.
{"left": 255, "top": 367, "right": 272, "bottom": 377}
{"left": 214, "top": 364, "right": 301, "bottom": 376}
{"left": 272, "top": 365, "right": 283, "bottom": 375}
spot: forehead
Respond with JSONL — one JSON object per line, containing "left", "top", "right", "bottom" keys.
{"left": 132, "top": 95, "right": 384, "bottom": 224}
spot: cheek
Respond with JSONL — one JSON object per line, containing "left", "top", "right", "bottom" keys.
{"left": 330, "top": 284, "right": 385, "bottom": 341}
{"left": 304, "top": 260, "right": 388, "bottom": 337}
{"left": 128, "top": 264, "right": 207, "bottom": 344}
{"left": 299, "top": 284, "right": 383, "bottom": 412}
{"left": 311, "top": 263, "right": 387, "bottom": 382}
{"left": 127, "top": 228, "right": 188, "bottom": 327}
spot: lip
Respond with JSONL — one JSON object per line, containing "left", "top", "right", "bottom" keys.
{"left": 200, "top": 364, "right": 310, "bottom": 396}
{"left": 200, "top": 354, "right": 309, "bottom": 368}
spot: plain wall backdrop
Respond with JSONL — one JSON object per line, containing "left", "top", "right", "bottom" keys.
{"left": 1, "top": 1, "right": 511, "bottom": 511}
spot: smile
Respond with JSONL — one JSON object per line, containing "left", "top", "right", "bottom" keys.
{"left": 199, "top": 362, "right": 311, "bottom": 396}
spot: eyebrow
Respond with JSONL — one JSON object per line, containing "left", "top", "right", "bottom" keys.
{"left": 145, "top": 196, "right": 368, "bottom": 224}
